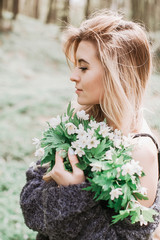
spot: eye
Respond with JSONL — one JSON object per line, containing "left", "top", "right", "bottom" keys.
{"left": 79, "top": 67, "right": 87, "bottom": 72}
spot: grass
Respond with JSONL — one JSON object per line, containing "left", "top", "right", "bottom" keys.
{"left": 0, "top": 159, "right": 36, "bottom": 240}
{"left": 0, "top": 14, "right": 160, "bottom": 240}
{"left": 0, "top": 14, "right": 74, "bottom": 162}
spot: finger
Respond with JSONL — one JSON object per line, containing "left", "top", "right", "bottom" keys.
{"left": 54, "top": 151, "right": 65, "bottom": 169}
{"left": 68, "top": 148, "right": 84, "bottom": 176}
{"left": 43, "top": 171, "right": 52, "bottom": 182}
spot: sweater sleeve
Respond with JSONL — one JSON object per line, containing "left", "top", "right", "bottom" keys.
{"left": 110, "top": 181, "right": 160, "bottom": 240}
{"left": 20, "top": 161, "right": 100, "bottom": 239}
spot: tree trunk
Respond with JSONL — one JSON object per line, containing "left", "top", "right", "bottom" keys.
{"left": 12, "top": 0, "right": 19, "bottom": 20}
{"left": 33, "top": 0, "right": 39, "bottom": 19}
{"left": 61, "top": 0, "right": 70, "bottom": 29}
{"left": 45, "top": 0, "right": 54, "bottom": 23}
{"left": 52, "top": 0, "right": 57, "bottom": 22}
{"left": 106, "top": 0, "right": 112, "bottom": 8}
{"left": 85, "top": 0, "right": 90, "bottom": 19}
{"left": 143, "top": 0, "right": 150, "bottom": 30}
{"left": 3, "top": 0, "right": 7, "bottom": 10}
{"left": 0, "top": 0, "right": 3, "bottom": 19}
{"left": 131, "top": 0, "right": 141, "bottom": 20}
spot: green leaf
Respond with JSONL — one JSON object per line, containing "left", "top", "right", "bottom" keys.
{"left": 41, "top": 133, "right": 65, "bottom": 145}
{"left": 142, "top": 209, "right": 158, "bottom": 222}
{"left": 95, "top": 190, "right": 110, "bottom": 201}
{"left": 105, "top": 169, "right": 117, "bottom": 179}
{"left": 130, "top": 211, "right": 139, "bottom": 224}
{"left": 127, "top": 181, "right": 137, "bottom": 191}
{"left": 72, "top": 114, "right": 80, "bottom": 126}
{"left": 121, "top": 184, "right": 131, "bottom": 207}
{"left": 63, "top": 156, "right": 72, "bottom": 172}
{"left": 112, "top": 210, "right": 130, "bottom": 224}
{"left": 56, "top": 143, "right": 70, "bottom": 152}
{"left": 133, "top": 192, "right": 148, "bottom": 200}
{"left": 41, "top": 151, "right": 55, "bottom": 165}
{"left": 76, "top": 162, "right": 88, "bottom": 171}
{"left": 113, "top": 197, "right": 123, "bottom": 212}
{"left": 67, "top": 102, "right": 71, "bottom": 116}
{"left": 114, "top": 156, "right": 124, "bottom": 165}
{"left": 102, "top": 162, "right": 114, "bottom": 171}
{"left": 53, "top": 125, "right": 64, "bottom": 136}
{"left": 94, "top": 139, "right": 106, "bottom": 157}
{"left": 93, "top": 174, "right": 113, "bottom": 187}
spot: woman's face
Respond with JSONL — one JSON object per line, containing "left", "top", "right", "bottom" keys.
{"left": 70, "top": 41, "right": 104, "bottom": 105}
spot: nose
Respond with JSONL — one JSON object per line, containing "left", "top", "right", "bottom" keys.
{"left": 70, "top": 68, "right": 80, "bottom": 82}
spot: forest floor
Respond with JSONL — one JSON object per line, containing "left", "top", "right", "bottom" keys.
{"left": 0, "top": 14, "right": 160, "bottom": 240}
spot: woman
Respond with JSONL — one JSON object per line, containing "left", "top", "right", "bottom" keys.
{"left": 20, "top": 10, "right": 160, "bottom": 240}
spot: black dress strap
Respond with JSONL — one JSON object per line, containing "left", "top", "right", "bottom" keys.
{"left": 133, "top": 133, "right": 160, "bottom": 177}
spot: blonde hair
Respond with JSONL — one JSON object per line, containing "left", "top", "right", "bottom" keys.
{"left": 63, "top": 10, "right": 152, "bottom": 135}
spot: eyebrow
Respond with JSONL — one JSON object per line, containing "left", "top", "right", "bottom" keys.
{"left": 78, "top": 58, "right": 89, "bottom": 64}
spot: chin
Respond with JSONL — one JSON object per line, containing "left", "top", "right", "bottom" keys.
{"left": 77, "top": 99, "right": 96, "bottom": 106}
{"left": 77, "top": 98, "right": 89, "bottom": 105}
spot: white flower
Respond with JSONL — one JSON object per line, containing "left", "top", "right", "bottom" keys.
{"left": 138, "top": 186, "right": 148, "bottom": 196}
{"left": 131, "top": 175, "right": 136, "bottom": 184}
{"left": 65, "top": 123, "right": 77, "bottom": 135}
{"left": 62, "top": 115, "right": 69, "bottom": 122}
{"left": 76, "top": 124, "right": 88, "bottom": 139}
{"left": 76, "top": 137, "right": 88, "bottom": 148}
{"left": 139, "top": 215, "right": 148, "bottom": 226}
{"left": 110, "top": 188, "right": 123, "bottom": 200}
{"left": 122, "top": 162, "right": 135, "bottom": 176}
{"left": 113, "top": 136, "right": 122, "bottom": 149}
{"left": 32, "top": 137, "right": 40, "bottom": 148}
{"left": 87, "top": 128, "right": 95, "bottom": 137}
{"left": 105, "top": 149, "right": 113, "bottom": 160}
{"left": 35, "top": 148, "right": 45, "bottom": 157}
{"left": 114, "top": 129, "right": 122, "bottom": 136}
{"left": 108, "top": 132, "right": 114, "bottom": 140}
{"left": 71, "top": 140, "right": 80, "bottom": 149}
{"left": 87, "top": 136, "right": 100, "bottom": 149}
{"left": 49, "top": 115, "right": 61, "bottom": 129}
{"left": 89, "top": 120, "right": 99, "bottom": 129}
{"left": 76, "top": 110, "right": 89, "bottom": 120}
{"left": 99, "top": 127, "right": 110, "bottom": 138}
{"left": 90, "top": 161, "right": 104, "bottom": 172}
{"left": 77, "top": 123, "right": 84, "bottom": 131}
{"left": 130, "top": 159, "right": 142, "bottom": 176}
{"left": 122, "top": 159, "right": 143, "bottom": 177}
{"left": 122, "top": 134, "right": 134, "bottom": 148}
{"left": 116, "top": 167, "right": 121, "bottom": 178}
{"left": 74, "top": 147, "right": 85, "bottom": 157}
{"left": 99, "top": 121, "right": 107, "bottom": 129}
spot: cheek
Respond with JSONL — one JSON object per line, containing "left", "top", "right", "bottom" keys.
{"left": 87, "top": 72, "right": 103, "bottom": 94}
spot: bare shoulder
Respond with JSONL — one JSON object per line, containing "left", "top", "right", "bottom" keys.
{"left": 131, "top": 119, "right": 159, "bottom": 206}
{"left": 132, "top": 117, "right": 158, "bottom": 162}
{"left": 132, "top": 136, "right": 158, "bottom": 163}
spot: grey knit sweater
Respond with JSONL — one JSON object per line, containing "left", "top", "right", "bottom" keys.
{"left": 20, "top": 161, "right": 160, "bottom": 240}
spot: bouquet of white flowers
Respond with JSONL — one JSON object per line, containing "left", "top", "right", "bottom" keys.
{"left": 32, "top": 103, "right": 157, "bottom": 225}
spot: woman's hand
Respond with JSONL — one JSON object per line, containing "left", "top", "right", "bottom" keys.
{"left": 43, "top": 149, "right": 85, "bottom": 186}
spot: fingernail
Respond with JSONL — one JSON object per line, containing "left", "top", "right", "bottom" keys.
{"left": 68, "top": 147, "right": 75, "bottom": 155}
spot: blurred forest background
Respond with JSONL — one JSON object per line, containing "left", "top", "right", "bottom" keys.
{"left": 0, "top": 0, "right": 160, "bottom": 239}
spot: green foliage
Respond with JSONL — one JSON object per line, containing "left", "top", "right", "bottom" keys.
{"left": 37, "top": 103, "right": 157, "bottom": 225}
{"left": 0, "top": 160, "right": 36, "bottom": 240}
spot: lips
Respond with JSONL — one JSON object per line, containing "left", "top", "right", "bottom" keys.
{"left": 76, "top": 87, "right": 82, "bottom": 91}
{"left": 75, "top": 88, "right": 83, "bottom": 94}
